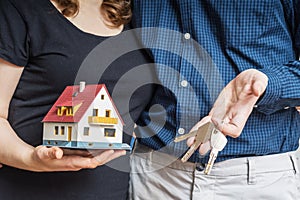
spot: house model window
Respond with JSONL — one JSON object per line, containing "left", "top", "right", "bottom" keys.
{"left": 105, "top": 110, "right": 111, "bottom": 117}
{"left": 66, "top": 107, "right": 73, "bottom": 116}
{"left": 57, "top": 106, "right": 75, "bottom": 116}
{"left": 104, "top": 128, "right": 116, "bottom": 137}
{"left": 101, "top": 95, "right": 105, "bottom": 100}
{"left": 56, "top": 101, "right": 82, "bottom": 116}
{"left": 84, "top": 127, "right": 90, "bottom": 136}
{"left": 54, "top": 126, "right": 59, "bottom": 135}
{"left": 57, "top": 106, "right": 67, "bottom": 116}
{"left": 61, "top": 126, "right": 65, "bottom": 135}
{"left": 93, "top": 109, "right": 98, "bottom": 116}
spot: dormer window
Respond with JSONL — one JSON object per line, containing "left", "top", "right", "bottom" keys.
{"left": 66, "top": 107, "right": 73, "bottom": 116}
{"left": 56, "top": 101, "right": 82, "bottom": 116}
{"left": 57, "top": 106, "right": 67, "bottom": 116}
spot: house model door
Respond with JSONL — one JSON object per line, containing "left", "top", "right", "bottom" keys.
{"left": 68, "top": 126, "right": 72, "bottom": 141}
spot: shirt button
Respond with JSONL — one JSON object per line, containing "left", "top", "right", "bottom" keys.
{"left": 184, "top": 33, "right": 191, "bottom": 40}
{"left": 284, "top": 106, "right": 290, "bottom": 110}
{"left": 180, "top": 80, "right": 188, "bottom": 87}
{"left": 178, "top": 128, "right": 185, "bottom": 135}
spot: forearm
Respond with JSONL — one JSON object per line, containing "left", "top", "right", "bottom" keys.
{"left": 0, "top": 117, "right": 127, "bottom": 172}
{"left": 0, "top": 117, "right": 35, "bottom": 171}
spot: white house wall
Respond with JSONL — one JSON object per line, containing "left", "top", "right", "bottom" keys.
{"left": 77, "top": 87, "right": 123, "bottom": 143}
{"left": 43, "top": 123, "right": 78, "bottom": 141}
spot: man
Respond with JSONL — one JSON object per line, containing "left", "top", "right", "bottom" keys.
{"left": 130, "top": 1, "right": 300, "bottom": 199}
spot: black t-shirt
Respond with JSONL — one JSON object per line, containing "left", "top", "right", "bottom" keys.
{"left": 0, "top": 0, "right": 155, "bottom": 199}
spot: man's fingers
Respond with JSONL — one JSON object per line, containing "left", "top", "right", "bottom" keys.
{"left": 219, "top": 123, "right": 240, "bottom": 138}
{"left": 199, "top": 141, "right": 211, "bottom": 155}
{"left": 187, "top": 136, "right": 195, "bottom": 147}
{"left": 211, "top": 117, "right": 241, "bottom": 138}
{"left": 186, "top": 116, "right": 212, "bottom": 147}
{"left": 252, "top": 80, "right": 266, "bottom": 97}
{"left": 251, "top": 71, "right": 268, "bottom": 97}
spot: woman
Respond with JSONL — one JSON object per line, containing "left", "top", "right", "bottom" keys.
{"left": 0, "top": 0, "right": 155, "bottom": 199}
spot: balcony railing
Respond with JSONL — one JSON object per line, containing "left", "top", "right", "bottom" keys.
{"left": 88, "top": 116, "right": 118, "bottom": 125}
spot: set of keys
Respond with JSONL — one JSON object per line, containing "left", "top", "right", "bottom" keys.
{"left": 174, "top": 121, "right": 227, "bottom": 175}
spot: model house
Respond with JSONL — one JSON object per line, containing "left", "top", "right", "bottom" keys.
{"left": 42, "top": 82, "right": 130, "bottom": 150}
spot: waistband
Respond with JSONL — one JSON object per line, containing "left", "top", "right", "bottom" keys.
{"left": 132, "top": 142, "right": 299, "bottom": 176}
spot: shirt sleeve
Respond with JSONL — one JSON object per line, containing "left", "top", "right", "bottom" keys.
{"left": 255, "top": 60, "right": 300, "bottom": 113}
{"left": 254, "top": 2, "right": 300, "bottom": 115}
{"left": 0, "top": 0, "right": 29, "bottom": 66}
{"left": 295, "top": 0, "right": 300, "bottom": 54}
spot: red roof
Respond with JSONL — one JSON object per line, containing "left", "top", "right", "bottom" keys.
{"left": 42, "top": 84, "right": 124, "bottom": 124}
{"left": 56, "top": 100, "right": 83, "bottom": 107}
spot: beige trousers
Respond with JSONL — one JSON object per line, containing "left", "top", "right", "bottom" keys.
{"left": 129, "top": 143, "right": 300, "bottom": 200}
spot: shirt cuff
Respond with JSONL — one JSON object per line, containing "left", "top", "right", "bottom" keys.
{"left": 256, "top": 67, "right": 282, "bottom": 106}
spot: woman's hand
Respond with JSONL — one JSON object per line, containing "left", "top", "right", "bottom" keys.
{"left": 0, "top": 58, "right": 126, "bottom": 172}
{"left": 29, "top": 146, "right": 126, "bottom": 172}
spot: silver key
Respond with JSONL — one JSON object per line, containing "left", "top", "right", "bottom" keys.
{"left": 204, "top": 128, "right": 227, "bottom": 175}
{"left": 174, "top": 122, "right": 215, "bottom": 162}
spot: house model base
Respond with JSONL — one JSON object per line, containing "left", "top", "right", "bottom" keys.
{"left": 42, "top": 82, "right": 132, "bottom": 151}
{"left": 43, "top": 140, "right": 131, "bottom": 150}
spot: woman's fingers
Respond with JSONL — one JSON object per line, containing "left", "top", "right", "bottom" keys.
{"left": 53, "top": 147, "right": 63, "bottom": 159}
{"left": 91, "top": 150, "right": 126, "bottom": 167}
{"left": 58, "top": 150, "right": 126, "bottom": 170}
{"left": 35, "top": 146, "right": 62, "bottom": 160}
{"left": 63, "top": 148, "right": 92, "bottom": 157}
{"left": 36, "top": 146, "right": 92, "bottom": 161}
{"left": 33, "top": 146, "right": 126, "bottom": 171}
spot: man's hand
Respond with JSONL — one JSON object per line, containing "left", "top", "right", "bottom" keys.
{"left": 209, "top": 69, "right": 268, "bottom": 138}
{"left": 186, "top": 69, "right": 268, "bottom": 155}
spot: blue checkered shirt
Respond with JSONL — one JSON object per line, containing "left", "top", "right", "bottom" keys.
{"left": 132, "top": 0, "right": 300, "bottom": 163}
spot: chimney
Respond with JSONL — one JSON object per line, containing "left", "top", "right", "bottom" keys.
{"left": 79, "top": 81, "right": 86, "bottom": 92}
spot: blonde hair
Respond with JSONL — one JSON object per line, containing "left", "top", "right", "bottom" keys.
{"left": 53, "top": 0, "right": 131, "bottom": 27}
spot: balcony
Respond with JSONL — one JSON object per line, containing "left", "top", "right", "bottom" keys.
{"left": 88, "top": 116, "right": 118, "bottom": 125}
